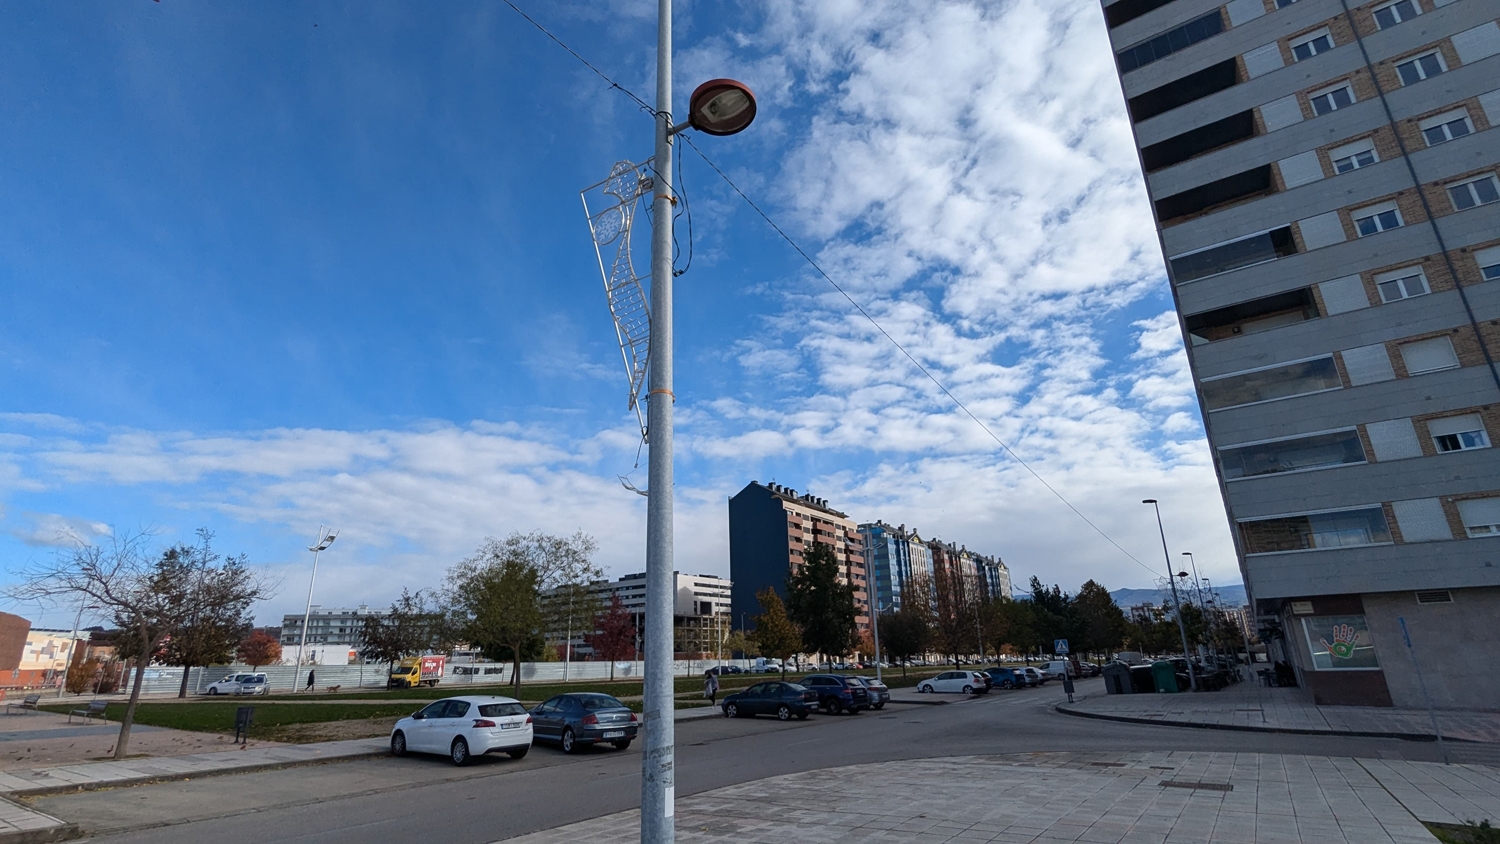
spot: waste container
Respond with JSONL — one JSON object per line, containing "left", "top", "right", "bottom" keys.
{"left": 1151, "top": 660, "right": 1180, "bottom": 693}
{"left": 1102, "top": 662, "right": 1133, "bottom": 695}
{"left": 1129, "top": 664, "right": 1156, "bottom": 693}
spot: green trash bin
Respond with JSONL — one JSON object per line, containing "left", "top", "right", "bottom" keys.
{"left": 1151, "top": 661, "right": 1180, "bottom": 693}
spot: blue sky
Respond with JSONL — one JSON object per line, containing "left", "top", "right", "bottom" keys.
{"left": 0, "top": 1, "right": 1239, "bottom": 628}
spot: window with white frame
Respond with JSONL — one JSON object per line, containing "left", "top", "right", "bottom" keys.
{"left": 1396, "top": 51, "right": 1446, "bottom": 86}
{"left": 1448, "top": 174, "right": 1500, "bottom": 211}
{"left": 1399, "top": 336, "right": 1460, "bottom": 374}
{"left": 1372, "top": 0, "right": 1419, "bottom": 30}
{"left": 1276, "top": 0, "right": 1297, "bottom": 7}
{"left": 1419, "top": 109, "right": 1474, "bottom": 147}
{"left": 1353, "top": 201, "right": 1402, "bottom": 236}
{"left": 1329, "top": 138, "right": 1378, "bottom": 173}
{"left": 1374, "top": 266, "right": 1429, "bottom": 302}
{"left": 1457, "top": 497, "right": 1500, "bottom": 538}
{"left": 1477, "top": 246, "right": 1500, "bottom": 282}
{"left": 1428, "top": 413, "right": 1490, "bottom": 453}
{"left": 1291, "top": 28, "right": 1335, "bottom": 61}
{"left": 1309, "top": 82, "right": 1355, "bottom": 116}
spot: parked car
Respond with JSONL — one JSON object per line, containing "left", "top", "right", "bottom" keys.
{"left": 798, "top": 674, "right": 871, "bottom": 714}
{"left": 721, "top": 681, "right": 817, "bottom": 720}
{"left": 1078, "top": 661, "right": 1102, "bottom": 677}
{"left": 1014, "top": 667, "right": 1045, "bottom": 687}
{"left": 530, "top": 693, "right": 639, "bottom": 754}
{"left": 1039, "top": 660, "right": 1076, "bottom": 680}
{"left": 985, "top": 667, "right": 1023, "bottom": 689}
{"left": 916, "top": 671, "right": 990, "bottom": 695}
{"left": 850, "top": 676, "right": 890, "bottom": 709}
{"left": 204, "top": 673, "right": 269, "bottom": 696}
{"left": 390, "top": 695, "right": 532, "bottom": 766}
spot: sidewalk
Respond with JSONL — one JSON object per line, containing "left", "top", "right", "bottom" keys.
{"left": 503, "top": 751, "right": 1500, "bottom": 843}
{"left": 1056, "top": 682, "right": 1500, "bottom": 743}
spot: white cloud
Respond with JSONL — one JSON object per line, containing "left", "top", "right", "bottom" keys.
{"left": 10, "top": 513, "right": 113, "bottom": 548}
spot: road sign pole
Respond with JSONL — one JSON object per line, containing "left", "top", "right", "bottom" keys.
{"left": 1398, "top": 617, "right": 1448, "bottom": 764}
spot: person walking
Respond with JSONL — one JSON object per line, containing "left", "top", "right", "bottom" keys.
{"left": 306, "top": 669, "right": 316, "bottom": 691}
{"left": 703, "top": 670, "right": 719, "bottom": 705}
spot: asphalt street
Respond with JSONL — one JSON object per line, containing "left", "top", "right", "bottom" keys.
{"left": 34, "top": 678, "right": 1465, "bottom": 843}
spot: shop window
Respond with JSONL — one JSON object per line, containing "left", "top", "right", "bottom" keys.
{"left": 1301, "top": 615, "right": 1380, "bottom": 669}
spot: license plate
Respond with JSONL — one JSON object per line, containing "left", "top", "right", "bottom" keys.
{"left": 602, "top": 730, "right": 625, "bottom": 739}
{"left": 501, "top": 722, "right": 521, "bottom": 730}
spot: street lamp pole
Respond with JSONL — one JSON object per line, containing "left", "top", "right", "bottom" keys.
{"left": 871, "top": 601, "right": 886, "bottom": 684}
{"left": 641, "top": 0, "right": 678, "bottom": 837}
{"left": 1182, "top": 552, "right": 1205, "bottom": 607}
{"left": 292, "top": 527, "right": 337, "bottom": 694}
{"left": 1143, "top": 500, "right": 1197, "bottom": 692}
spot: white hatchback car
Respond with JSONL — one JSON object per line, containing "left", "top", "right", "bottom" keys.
{"left": 917, "top": 670, "right": 990, "bottom": 695}
{"left": 390, "top": 696, "right": 533, "bottom": 766}
{"left": 204, "top": 673, "right": 269, "bottom": 695}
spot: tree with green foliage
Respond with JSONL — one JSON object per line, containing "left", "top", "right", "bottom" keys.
{"left": 1073, "top": 579, "right": 1129, "bottom": 661}
{"left": 358, "top": 589, "right": 447, "bottom": 670}
{"left": 750, "top": 588, "right": 801, "bottom": 680}
{"left": 878, "top": 607, "right": 931, "bottom": 678}
{"left": 784, "top": 541, "right": 858, "bottom": 663}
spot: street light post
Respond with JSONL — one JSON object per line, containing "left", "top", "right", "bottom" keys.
{"left": 871, "top": 601, "right": 886, "bottom": 684}
{"left": 292, "top": 527, "right": 337, "bottom": 694}
{"left": 1181, "top": 552, "right": 1205, "bottom": 607}
{"left": 1143, "top": 500, "right": 1198, "bottom": 692}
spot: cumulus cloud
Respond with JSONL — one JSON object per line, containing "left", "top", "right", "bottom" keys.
{"left": 11, "top": 513, "right": 113, "bottom": 548}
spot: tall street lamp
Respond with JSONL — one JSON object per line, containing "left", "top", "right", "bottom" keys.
{"left": 1181, "top": 551, "right": 1205, "bottom": 607}
{"left": 1142, "top": 500, "right": 1198, "bottom": 692}
{"left": 292, "top": 527, "right": 337, "bottom": 693}
{"left": 871, "top": 600, "right": 887, "bottom": 684}
{"left": 57, "top": 602, "right": 100, "bottom": 698}
{"left": 640, "top": 3, "right": 757, "bottom": 839}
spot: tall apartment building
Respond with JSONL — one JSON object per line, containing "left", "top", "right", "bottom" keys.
{"left": 1102, "top": 0, "right": 1500, "bottom": 707}
{"left": 728, "top": 482, "right": 870, "bottom": 633}
{"left": 281, "top": 605, "right": 381, "bottom": 665}
{"left": 859, "top": 522, "right": 934, "bottom": 612}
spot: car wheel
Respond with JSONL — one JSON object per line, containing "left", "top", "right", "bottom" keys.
{"left": 207, "top": 688, "right": 218, "bottom": 696}
{"left": 962, "top": 685, "right": 973, "bottom": 694}
{"left": 1002, "top": 680, "right": 1015, "bottom": 689}
{"left": 797, "top": 711, "right": 809, "bottom": 720}
{"left": 874, "top": 702, "right": 885, "bottom": 710}
{"left": 561, "top": 728, "right": 577, "bottom": 754}
{"left": 824, "top": 699, "right": 842, "bottom": 715}
{"left": 919, "top": 684, "right": 931, "bottom": 693}
{"left": 848, "top": 706, "right": 861, "bottom": 715}
{"left": 777, "top": 705, "right": 792, "bottom": 721}
{"left": 450, "top": 737, "right": 470, "bottom": 767}
{"left": 725, "top": 703, "right": 739, "bottom": 718}
{"left": 508, "top": 745, "right": 529, "bottom": 759}
{"left": 613, "top": 740, "right": 632, "bottom": 750}
{"left": 390, "top": 731, "right": 407, "bottom": 757}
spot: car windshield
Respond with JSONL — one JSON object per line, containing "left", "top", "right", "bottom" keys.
{"left": 578, "top": 696, "right": 626, "bottom": 711}
{"left": 478, "top": 702, "right": 527, "bottom": 717}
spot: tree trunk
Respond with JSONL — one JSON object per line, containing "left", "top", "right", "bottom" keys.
{"left": 177, "top": 664, "right": 193, "bottom": 698}
{"left": 115, "top": 658, "right": 149, "bottom": 759}
{"left": 511, "top": 646, "right": 522, "bottom": 700}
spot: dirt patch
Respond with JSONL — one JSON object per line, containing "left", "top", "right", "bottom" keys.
{"left": 262, "top": 715, "right": 403, "bottom": 743}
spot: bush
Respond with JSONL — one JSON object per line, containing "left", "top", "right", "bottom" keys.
{"left": 65, "top": 658, "right": 101, "bottom": 694}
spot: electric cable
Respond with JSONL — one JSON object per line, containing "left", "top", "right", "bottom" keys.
{"left": 501, "top": 0, "right": 1162, "bottom": 577}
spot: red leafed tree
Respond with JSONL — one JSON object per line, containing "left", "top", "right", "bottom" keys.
{"left": 586, "top": 595, "right": 635, "bottom": 681}
{"left": 236, "top": 630, "right": 283, "bottom": 671}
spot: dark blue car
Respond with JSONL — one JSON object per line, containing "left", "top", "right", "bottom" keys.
{"left": 529, "top": 693, "right": 638, "bottom": 753}
{"left": 721, "top": 681, "right": 817, "bottom": 721}
{"left": 985, "top": 667, "right": 1023, "bottom": 689}
{"left": 797, "top": 674, "right": 871, "bottom": 714}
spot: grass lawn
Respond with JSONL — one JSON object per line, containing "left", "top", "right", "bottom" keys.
{"left": 39, "top": 701, "right": 421, "bottom": 741}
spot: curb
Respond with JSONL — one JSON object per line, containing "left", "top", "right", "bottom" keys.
{"left": 1052, "top": 704, "right": 1476, "bottom": 743}
{"left": 1, "top": 750, "right": 389, "bottom": 799}
{"left": 0, "top": 825, "right": 81, "bottom": 844}
{"left": 886, "top": 698, "right": 950, "bottom": 707}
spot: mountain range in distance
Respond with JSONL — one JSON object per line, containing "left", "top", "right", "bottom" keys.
{"left": 1108, "top": 584, "right": 1248, "bottom": 609}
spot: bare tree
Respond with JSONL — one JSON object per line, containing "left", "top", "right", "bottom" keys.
{"left": 4, "top": 530, "right": 274, "bottom": 758}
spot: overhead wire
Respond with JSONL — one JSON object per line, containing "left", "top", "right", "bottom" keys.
{"left": 499, "top": 1, "right": 1161, "bottom": 577}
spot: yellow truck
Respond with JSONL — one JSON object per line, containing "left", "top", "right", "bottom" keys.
{"left": 388, "top": 655, "right": 446, "bottom": 689}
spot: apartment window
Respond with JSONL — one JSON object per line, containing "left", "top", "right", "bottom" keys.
{"left": 1184, "top": 288, "right": 1318, "bottom": 344}
{"left": 1291, "top": 28, "right": 1334, "bottom": 61}
{"left": 1240, "top": 506, "right": 1392, "bottom": 554}
{"left": 1477, "top": 246, "right": 1500, "bottom": 281}
{"left": 1154, "top": 165, "right": 1273, "bottom": 222}
{"left": 1277, "top": 0, "right": 1297, "bottom": 6}
{"left": 1458, "top": 497, "right": 1500, "bottom": 537}
{"left": 1399, "top": 336, "right": 1459, "bottom": 374}
{"left": 1396, "top": 51, "right": 1446, "bottom": 86}
{"left": 1104, "top": 0, "right": 1177, "bottom": 29}
{"left": 1128, "top": 60, "right": 1240, "bottom": 123}
{"left": 1328, "top": 138, "right": 1378, "bottom": 173}
{"left": 1419, "top": 110, "right": 1473, "bottom": 146}
{"left": 1372, "top": 0, "right": 1419, "bottom": 29}
{"left": 1219, "top": 429, "right": 1366, "bottom": 479}
{"left": 1309, "top": 83, "right": 1355, "bottom": 116}
{"left": 1429, "top": 413, "right": 1489, "bottom": 453}
{"left": 1201, "top": 356, "right": 1342, "bottom": 411}
{"left": 1116, "top": 11, "right": 1225, "bottom": 74}
{"left": 1448, "top": 174, "right": 1500, "bottom": 211}
{"left": 1141, "top": 111, "right": 1256, "bottom": 172}
{"left": 1374, "top": 267, "right": 1429, "bottom": 302}
{"left": 1353, "top": 201, "right": 1403, "bottom": 236}
{"left": 1169, "top": 226, "right": 1297, "bottom": 282}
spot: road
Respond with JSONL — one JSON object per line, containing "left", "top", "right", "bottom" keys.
{"left": 33, "top": 679, "right": 1462, "bottom": 843}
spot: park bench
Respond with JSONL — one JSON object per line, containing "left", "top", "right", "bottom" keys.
{"left": 5, "top": 694, "right": 41, "bottom": 715}
{"left": 68, "top": 699, "right": 108, "bottom": 723}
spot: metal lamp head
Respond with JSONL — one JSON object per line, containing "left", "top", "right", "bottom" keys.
{"left": 687, "top": 79, "right": 757, "bottom": 136}
{"left": 309, "top": 531, "right": 338, "bottom": 552}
